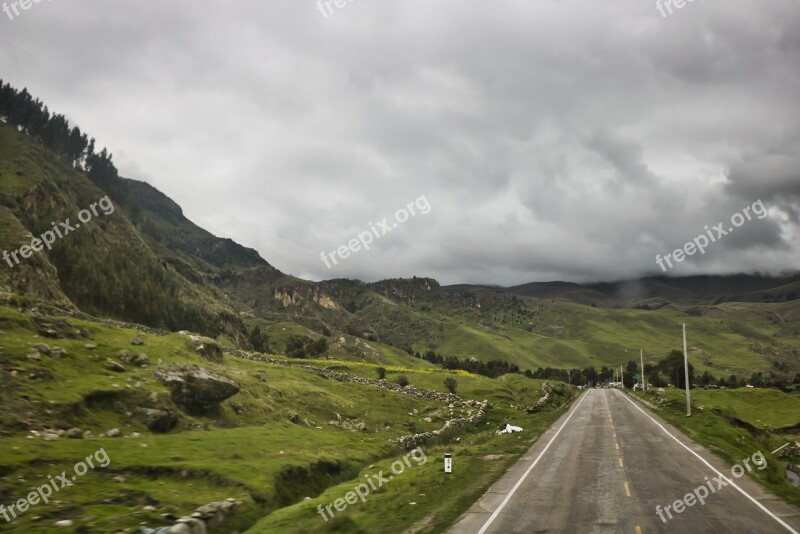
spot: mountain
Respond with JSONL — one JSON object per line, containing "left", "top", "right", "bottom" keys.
{"left": 0, "top": 120, "right": 252, "bottom": 344}
{"left": 1, "top": 83, "right": 799, "bottom": 383}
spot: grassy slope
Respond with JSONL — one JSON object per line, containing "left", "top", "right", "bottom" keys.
{"left": 417, "top": 299, "right": 799, "bottom": 379}
{"left": 0, "top": 304, "right": 575, "bottom": 533}
{"left": 0, "top": 122, "right": 250, "bottom": 341}
{"left": 248, "top": 385, "right": 577, "bottom": 533}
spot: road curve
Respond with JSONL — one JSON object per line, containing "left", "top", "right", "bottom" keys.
{"left": 447, "top": 388, "right": 800, "bottom": 533}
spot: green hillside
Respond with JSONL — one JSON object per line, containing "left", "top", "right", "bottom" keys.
{"left": 0, "top": 304, "right": 576, "bottom": 532}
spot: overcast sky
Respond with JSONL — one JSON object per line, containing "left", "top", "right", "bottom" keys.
{"left": 2, "top": 0, "right": 799, "bottom": 285}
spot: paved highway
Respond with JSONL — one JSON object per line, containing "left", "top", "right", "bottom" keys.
{"left": 448, "top": 388, "right": 800, "bottom": 533}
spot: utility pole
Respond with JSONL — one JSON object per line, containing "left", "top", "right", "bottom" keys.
{"left": 683, "top": 323, "right": 691, "bottom": 416}
{"left": 640, "top": 349, "right": 645, "bottom": 392}
{"left": 620, "top": 365, "right": 624, "bottom": 389}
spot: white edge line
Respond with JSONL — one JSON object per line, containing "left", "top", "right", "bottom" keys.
{"left": 616, "top": 390, "right": 799, "bottom": 534}
{"left": 476, "top": 390, "right": 590, "bottom": 534}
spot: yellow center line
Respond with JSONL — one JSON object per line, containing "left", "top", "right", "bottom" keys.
{"left": 635, "top": 526, "right": 642, "bottom": 534}
{"left": 615, "top": 443, "right": 620, "bottom": 450}
{"left": 624, "top": 481, "right": 632, "bottom": 497}
{"left": 618, "top": 458, "right": 624, "bottom": 467}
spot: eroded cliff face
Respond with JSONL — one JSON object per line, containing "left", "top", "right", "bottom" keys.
{"left": 273, "top": 287, "right": 338, "bottom": 310}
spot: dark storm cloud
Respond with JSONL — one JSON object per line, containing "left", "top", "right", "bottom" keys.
{"left": 1, "top": 0, "right": 798, "bottom": 285}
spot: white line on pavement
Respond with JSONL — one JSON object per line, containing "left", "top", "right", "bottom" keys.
{"left": 477, "top": 390, "right": 591, "bottom": 534}
{"left": 616, "top": 390, "right": 799, "bottom": 534}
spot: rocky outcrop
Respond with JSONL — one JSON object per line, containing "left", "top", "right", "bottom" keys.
{"left": 118, "top": 350, "right": 150, "bottom": 367}
{"left": 135, "top": 407, "right": 179, "bottom": 433}
{"left": 180, "top": 333, "right": 223, "bottom": 364}
{"left": 154, "top": 365, "right": 240, "bottom": 414}
{"left": 31, "top": 315, "right": 89, "bottom": 339}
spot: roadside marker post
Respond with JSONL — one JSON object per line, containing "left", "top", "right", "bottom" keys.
{"left": 444, "top": 454, "right": 453, "bottom": 474}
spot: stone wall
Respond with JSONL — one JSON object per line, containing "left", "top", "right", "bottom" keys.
{"left": 227, "top": 350, "right": 492, "bottom": 449}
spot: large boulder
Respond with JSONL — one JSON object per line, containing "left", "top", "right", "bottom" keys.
{"left": 155, "top": 366, "right": 239, "bottom": 414}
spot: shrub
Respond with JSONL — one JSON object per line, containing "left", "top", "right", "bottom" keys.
{"left": 396, "top": 374, "right": 409, "bottom": 387}
{"left": 444, "top": 377, "right": 458, "bottom": 394}
{"left": 376, "top": 367, "right": 387, "bottom": 380}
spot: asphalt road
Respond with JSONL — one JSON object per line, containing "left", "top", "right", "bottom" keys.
{"left": 448, "top": 388, "right": 800, "bottom": 533}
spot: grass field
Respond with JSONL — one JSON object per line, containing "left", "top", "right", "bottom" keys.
{"left": 416, "top": 299, "right": 799, "bottom": 380}
{"left": 0, "top": 304, "right": 577, "bottom": 532}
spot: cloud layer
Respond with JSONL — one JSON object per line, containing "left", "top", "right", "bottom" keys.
{"left": 2, "top": 0, "right": 798, "bottom": 284}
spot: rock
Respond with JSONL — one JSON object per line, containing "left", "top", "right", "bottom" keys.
{"left": 27, "top": 350, "right": 41, "bottom": 361}
{"left": 32, "top": 317, "right": 88, "bottom": 339}
{"left": 288, "top": 411, "right": 299, "bottom": 424}
{"left": 31, "top": 343, "right": 51, "bottom": 355}
{"left": 328, "top": 419, "right": 367, "bottom": 432}
{"left": 65, "top": 428, "right": 83, "bottom": 439}
{"left": 106, "top": 428, "right": 122, "bottom": 438}
{"left": 117, "top": 350, "right": 136, "bottom": 363}
{"left": 116, "top": 350, "right": 149, "bottom": 367}
{"left": 154, "top": 366, "right": 239, "bottom": 414}
{"left": 185, "top": 337, "right": 223, "bottom": 364}
{"left": 105, "top": 359, "right": 126, "bottom": 372}
{"left": 131, "top": 334, "right": 146, "bottom": 346}
{"left": 28, "top": 368, "right": 54, "bottom": 380}
{"left": 112, "top": 475, "right": 126, "bottom": 482}
{"left": 143, "top": 505, "right": 157, "bottom": 512}
{"left": 51, "top": 347, "right": 66, "bottom": 359}
{"left": 135, "top": 407, "right": 179, "bottom": 433}
{"left": 166, "top": 523, "right": 193, "bottom": 534}
{"left": 53, "top": 519, "right": 73, "bottom": 527}
{"left": 85, "top": 344, "right": 97, "bottom": 350}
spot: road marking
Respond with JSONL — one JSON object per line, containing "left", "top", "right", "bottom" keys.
{"left": 635, "top": 525, "right": 642, "bottom": 534}
{"left": 619, "top": 458, "right": 624, "bottom": 467}
{"left": 616, "top": 390, "right": 800, "bottom": 534}
{"left": 476, "top": 391, "right": 590, "bottom": 534}
{"left": 624, "top": 481, "right": 631, "bottom": 497}
{"left": 615, "top": 443, "right": 619, "bottom": 450}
